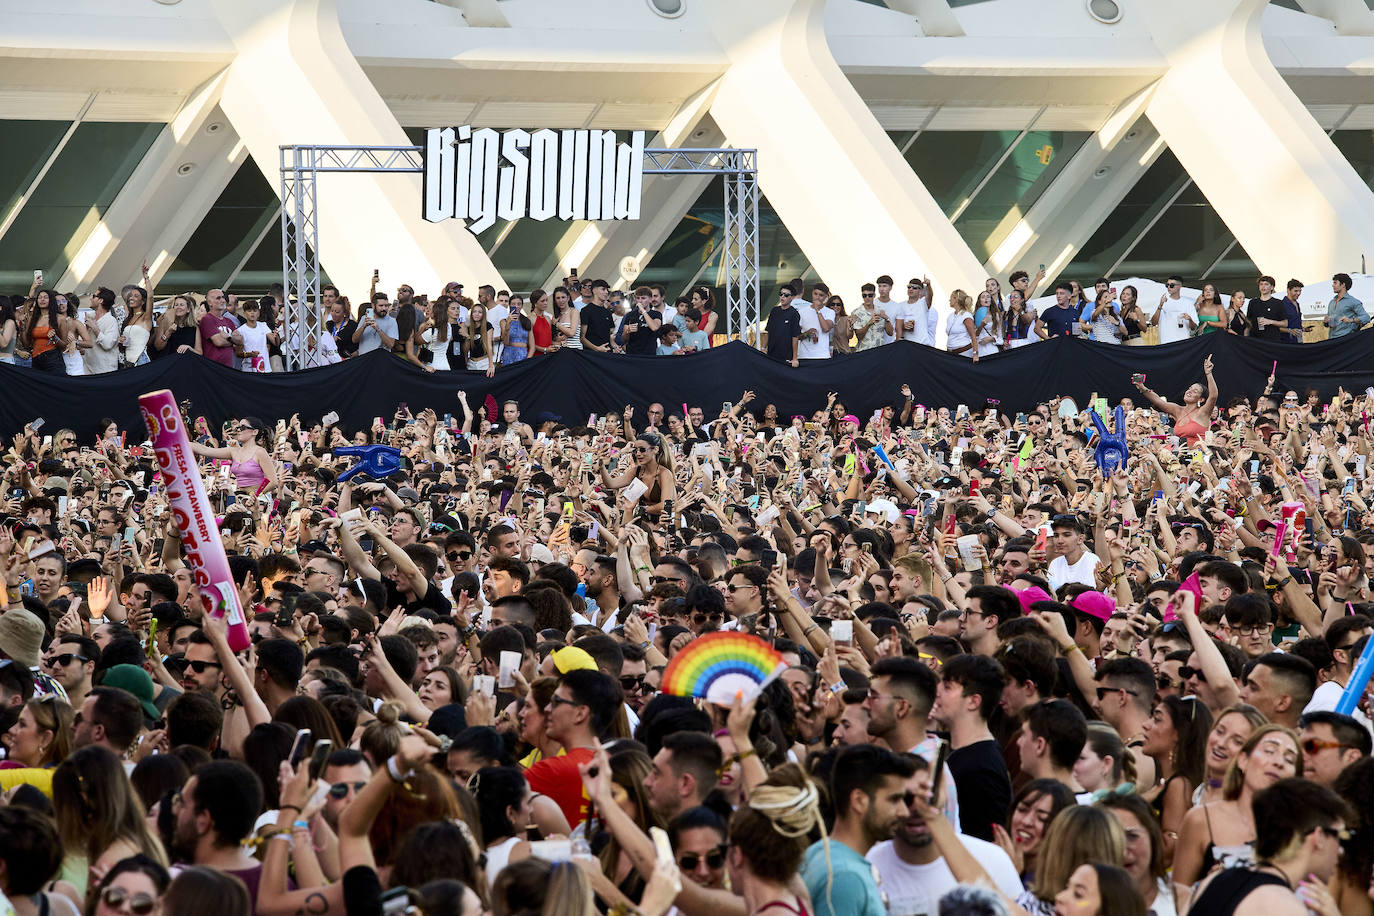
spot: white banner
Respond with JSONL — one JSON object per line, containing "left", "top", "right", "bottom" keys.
{"left": 423, "top": 127, "right": 645, "bottom": 233}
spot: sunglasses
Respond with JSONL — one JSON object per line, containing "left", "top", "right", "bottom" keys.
{"left": 725, "top": 584, "right": 756, "bottom": 593}
{"left": 678, "top": 845, "right": 728, "bottom": 871}
{"left": 692, "top": 612, "right": 724, "bottom": 624}
{"left": 186, "top": 659, "right": 223, "bottom": 674}
{"left": 100, "top": 887, "right": 158, "bottom": 916}
{"left": 620, "top": 674, "right": 646, "bottom": 691}
{"left": 1156, "top": 676, "right": 1176, "bottom": 690}
{"left": 1178, "top": 665, "right": 1206, "bottom": 683}
{"left": 1095, "top": 686, "right": 1138, "bottom": 701}
{"left": 447, "top": 550, "right": 473, "bottom": 562}
{"left": 1302, "top": 738, "right": 1355, "bottom": 756}
{"left": 48, "top": 653, "right": 88, "bottom": 667}
{"left": 328, "top": 780, "right": 368, "bottom": 799}
{"left": 650, "top": 576, "right": 679, "bottom": 585}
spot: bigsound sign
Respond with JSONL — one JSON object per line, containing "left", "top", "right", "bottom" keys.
{"left": 423, "top": 127, "right": 645, "bottom": 233}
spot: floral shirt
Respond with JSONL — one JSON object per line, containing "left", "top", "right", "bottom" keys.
{"left": 849, "top": 306, "right": 887, "bottom": 351}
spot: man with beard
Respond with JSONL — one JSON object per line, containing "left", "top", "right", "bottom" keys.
{"left": 801, "top": 744, "right": 915, "bottom": 916}
{"left": 171, "top": 761, "right": 267, "bottom": 909}
{"left": 863, "top": 656, "right": 960, "bottom": 824}
{"left": 866, "top": 758, "right": 1024, "bottom": 914}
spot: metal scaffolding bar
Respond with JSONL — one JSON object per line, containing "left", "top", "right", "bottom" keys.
{"left": 279, "top": 143, "right": 759, "bottom": 368}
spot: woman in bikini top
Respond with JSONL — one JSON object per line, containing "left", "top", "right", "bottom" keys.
{"left": 1130, "top": 354, "right": 1218, "bottom": 446}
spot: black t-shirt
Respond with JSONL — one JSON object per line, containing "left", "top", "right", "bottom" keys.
{"left": 342, "top": 865, "right": 383, "bottom": 916}
{"left": 947, "top": 738, "right": 1012, "bottom": 842}
{"left": 384, "top": 576, "right": 452, "bottom": 615}
{"left": 1247, "top": 297, "right": 1287, "bottom": 341}
{"left": 620, "top": 308, "right": 664, "bottom": 355}
{"left": 764, "top": 305, "right": 801, "bottom": 361}
{"left": 329, "top": 318, "right": 360, "bottom": 357}
{"left": 581, "top": 304, "right": 615, "bottom": 349}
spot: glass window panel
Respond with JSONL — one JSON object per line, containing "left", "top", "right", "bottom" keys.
{"left": 954, "top": 130, "right": 1090, "bottom": 261}
{"left": 0, "top": 120, "right": 72, "bottom": 234}
{"left": 640, "top": 176, "right": 810, "bottom": 338}
{"left": 901, "top": 130, "right": 1021, "bottom": 215}
{"left": 1109, "top": 189, "right": 1256, "bottom": 286}
{"left": 0, "top": 121, "right": 162, "bottom": 283}
{"left": 1070, "top": 149, "right": 1190, "bottom": 278}
{"left": 1332, "top": 129, "right": 1374, "bottom": 191}
{"left": 165, "top": 159, "right": 279, "bottom": 289}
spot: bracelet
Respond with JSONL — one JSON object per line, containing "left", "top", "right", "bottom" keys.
{"left": 386, "top": 755, "right": 412, "bottom": 783}
{"left": 635, "top": 565, "right": 652, "bottom": 573}
{"left": 269, "top": 832, "right": 293, "bottom": 842}
{"left": 829, "top": 680, "right": 846, "bottom": 696}
{"left": 639, "top": 640, "right": 651, "bottom": 650}
{"left": 1059, "top": 643, "right": 1082, "bottom": 657}
{"left": 460, "top": 624, "right": 479, "bottom": 640}
{"left": 279, "top": 803, "right": 302, "bottom": 813}
{"left": 1272, "top": 576, "right": 1292, "bottom": 589}
{"left": 803, "top": 624, "right": 820, "bottom": 635}
{"left": 293, "top": 819, "right": 310, "bottom": 831}
{"left": 732, "top": 747, "right": 758, "bottom": 763}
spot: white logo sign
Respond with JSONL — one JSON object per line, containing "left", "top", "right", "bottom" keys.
{"left": 423, "top": 127, "right": 645, "bottom": 233}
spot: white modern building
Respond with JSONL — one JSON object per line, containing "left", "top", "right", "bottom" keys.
{"left": 1, "top": 0, "right": 1373, "bottom": 333}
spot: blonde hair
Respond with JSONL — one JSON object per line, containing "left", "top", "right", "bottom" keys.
{"left": 729, "top": 764, "right": 824, "bottom": 883}
{"left": 950, "top": 290, "right": 974, "bottom": 314}
{"left": 1031, "top": 805, "right": 1124, "bottom": 902}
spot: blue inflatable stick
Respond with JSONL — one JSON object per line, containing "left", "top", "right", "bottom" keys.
{"left": 333, "top": 444, "right": 403, "bottom": 482}
{"left": 1088, "top": 405, "right": 1129, "bottom": 475}
{"left": 873, "top": 443, "right": 896, "bottom": 471}
{"left": 1337, "top": 635, "right": 1374, "bottom": 716}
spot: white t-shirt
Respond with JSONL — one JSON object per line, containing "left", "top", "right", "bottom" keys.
{"left": 867, "top": 835, "right": 1023, "bottom": 916}
{"left": 873, "top": 297, "right": 899, "bottom": 344}
{"left": 1047, "top": 550, "right": 1100, "bottom": 593}
{"left": 1304, "top": 679, "right": 1374, "bottom": 736}
{"left": 1156, "top": 298, "right": 1198, "bottom": 344}
{"left": 237, "top": 322, "right": 272, "bottom": 372}
{"left": 797, "top": 306, "right": 835, "bottom": 359}
{"left": 487, "top": 304, "right": 510, "bottom": 360}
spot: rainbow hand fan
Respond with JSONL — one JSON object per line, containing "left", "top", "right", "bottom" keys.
{"left": 660, "top": 631, "right": 786, "bottom": 706}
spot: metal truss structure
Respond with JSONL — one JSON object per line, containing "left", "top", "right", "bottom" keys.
{"left": 280, "top": 144, "right": 758, "bottom": 370}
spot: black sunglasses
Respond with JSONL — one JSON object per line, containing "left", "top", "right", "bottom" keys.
{"left": 693, "top": 612, "right": 724, "bottom": 624}
{"left": 447, "top": 550, "right": 473, "bottom": 562}
{"left": 49, "top": 653, "right": 88, "bottom": 667}
{"left": 620, "top": 674, "right": 646, "bottom": 691}
{"left": 678, "top": 845, "right": 728, "bottom": 871}
{"left": 1178, "top": 665, "right": 1206, "bottom": 683}
{"left": 328, "top": 780, "right": 368, "bottom": 799}
{"left": 186, "top": 659, "right": 223, "bottom": 674}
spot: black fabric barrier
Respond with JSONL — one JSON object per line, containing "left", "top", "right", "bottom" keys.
{"left": 6, "top": 331, "right": 1373, "bottom": 439}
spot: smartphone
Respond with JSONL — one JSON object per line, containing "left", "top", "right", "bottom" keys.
{"left": 831, "top": 619, "right": 853, "bottom": 646}
{"left": 1250, "top": 460, "right": 1260, "bottom": 476}
{"left": 650, "top": 826, "right": 674, "bottom": 866}
{"left": 289, "top": 728, "right": 313, "bottom": 767}
{"left": 1033, "top": 526, "right": 1048, "bottom": 552}
{"left": 57, "top": 496, "right": 68, "bottom": 516}
{"left": 473, "top": 674, "right": 496, "bottom": 697}
{"left": 930, "top": 738, "right": 951, "bottom": 804}
{"left": 761, "top": 548, "right": 778, "bottom": 569}
{"left": 498, "top": 650, "right": 521, "bottom": 689}
{"left": 276, "top": 593, "right": 299, "bottom": 629}
{"left": 26, "top": 539, "right": 55, "bottom": 561}
{"left": 968, "top": 477, "right": 980, "bottom": 498}
{"left": 29, "top": 418, "right": 44, "bottom": 432}
{"left": 322, "top": 411, "right": 339, "bottom": 426}
{"left": 308, "top": 739, "right": 333, "bottom": 781}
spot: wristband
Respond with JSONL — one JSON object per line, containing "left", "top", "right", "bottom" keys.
{"left": 386, "top": 755, "right": 412, "bottom": 783}
{"left": 639, "top": 640, "right": 651, "bottom": 650}
{"left": 829, "top": 681, "right": 846, "bottom": 696}
{"left": 1060, "top": 643, "right": 1082, "bottom": 657}
{"left": 293, "top": 820, "right": 310, "bottom": 831}
{"left": 279, "top": 803, "right": 302, "bottom": 813}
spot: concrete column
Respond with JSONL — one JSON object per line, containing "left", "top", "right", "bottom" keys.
{"left": 701, "top": 0, "right": 985, "bottom": 299}
{"left": 1139, "top": 0, "right": 1374, "bottom": 279}
{"left": 985, "top": 88, "right": 1166, "bottom": 284}
{"left": 57, "top": 76, "right": 245, "bottom": 292}
{"left": 211, "top": 0, "right": 502, "bottom": 300}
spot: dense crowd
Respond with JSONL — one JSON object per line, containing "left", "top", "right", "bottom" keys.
{"left": 4, "top": 338, "right": 1374, "bottom": 916}
{"left": 4, "top": 265, "right": 1366, "bottom": 376}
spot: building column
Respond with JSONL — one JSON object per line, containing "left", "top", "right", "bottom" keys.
{"left": 1139, "top": 0, "right": 1374, "bottom": 279}
{"left": 701, "top": 0, "right": 985, "bottom": 298}
{"left": 984, "top": 89, "right": 1166, "bottom": 284}
{"left": 58, "top": 75, "right": 244, "bottom": 292}
{"left": 210, "top": 0, "right": 501, "bottom": 300}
